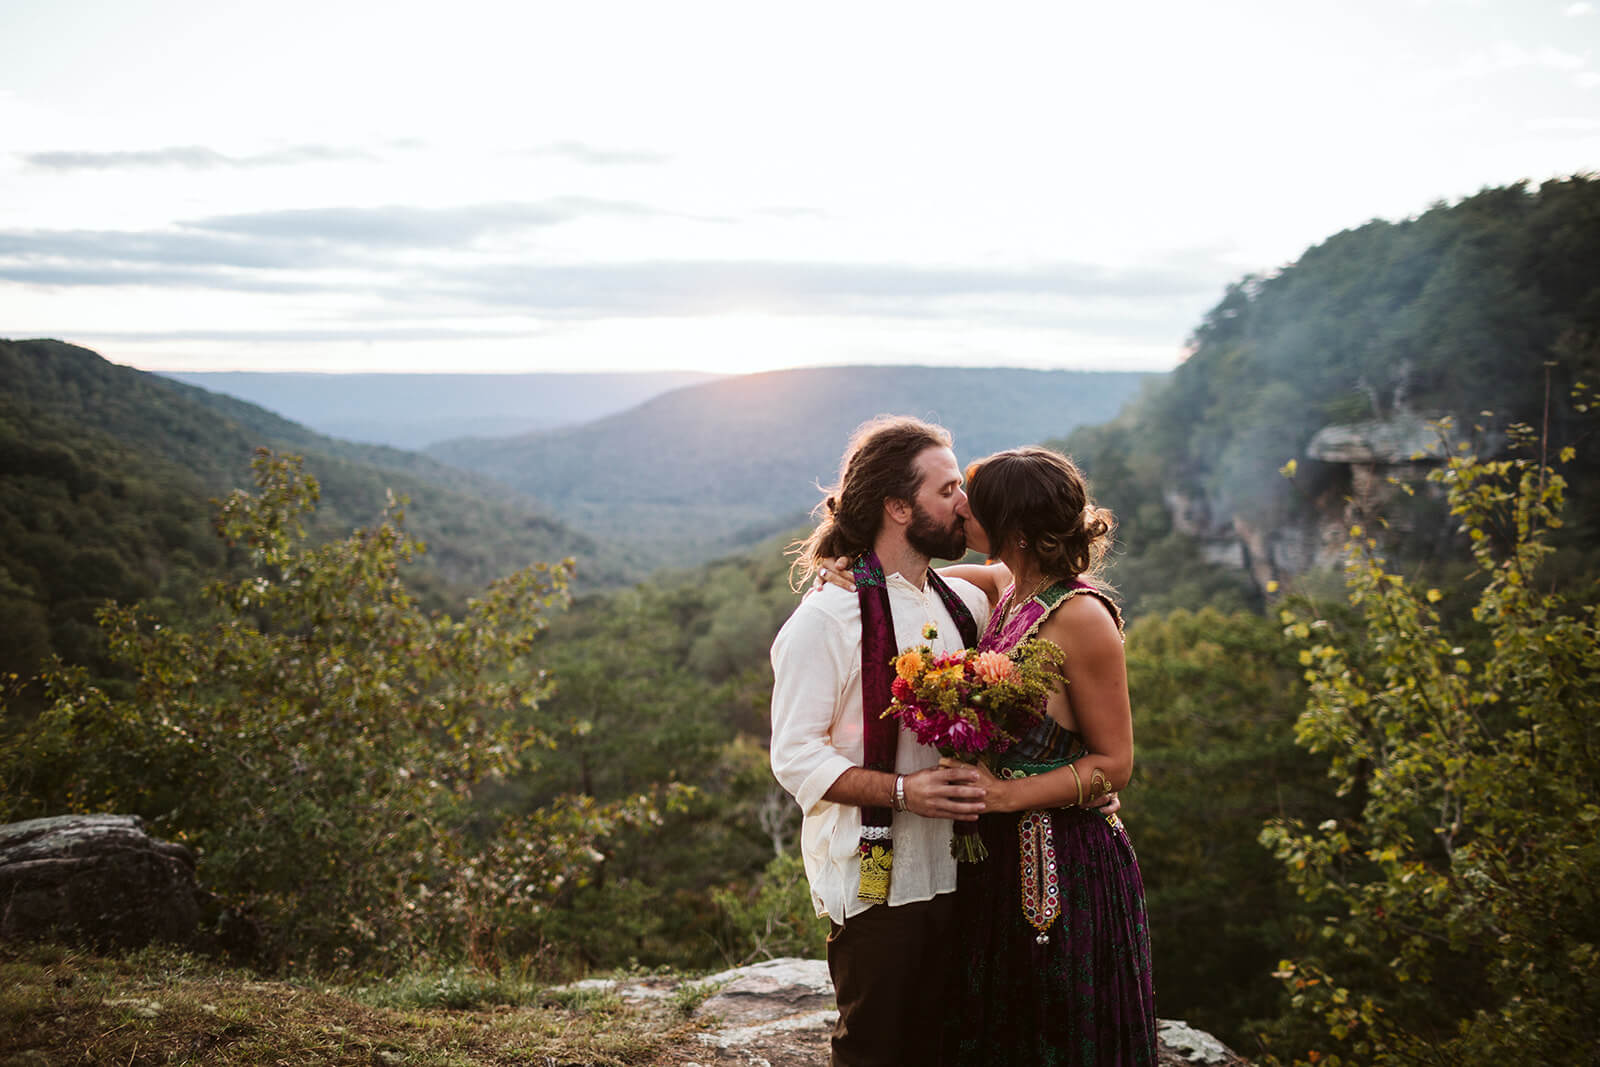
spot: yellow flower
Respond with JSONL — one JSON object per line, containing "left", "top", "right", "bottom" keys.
{"left": 895, "top": 650, "right": 925, "bottom": 681}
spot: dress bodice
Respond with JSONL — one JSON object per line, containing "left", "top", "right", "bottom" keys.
{"left": 979, "top": 577, "right": 1122, "bottom": 775}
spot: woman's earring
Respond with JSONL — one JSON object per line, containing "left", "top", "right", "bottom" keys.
{"left": 1018, "top": 537, "right": 1028, "bottom": 549}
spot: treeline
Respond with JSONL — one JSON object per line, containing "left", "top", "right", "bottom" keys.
{"left": 0, "top": 340, "right": 636, "bottom": 692}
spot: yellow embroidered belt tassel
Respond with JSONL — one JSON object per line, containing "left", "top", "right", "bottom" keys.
{"left": 857, "top": 827, "right": 892, "bottom": 904}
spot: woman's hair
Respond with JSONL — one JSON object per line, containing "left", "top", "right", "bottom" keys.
{"left": 965, "top": 446, "right": 1115, "bottom": 583}
{"left": 788, "top": 415, "right": 953, "bottom": 590}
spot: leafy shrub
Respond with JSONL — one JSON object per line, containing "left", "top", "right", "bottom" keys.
{"left": 711, "top": 851, "right": 828, "bottom": 964}
{"left": 1261, "top": 426, "right": 1600, "bottom": 1064}
{"left": 0, "top": 450, "right": 677, "bottom": 972}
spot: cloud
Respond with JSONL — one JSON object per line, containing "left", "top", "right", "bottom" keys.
{"left": 0, "top": 227, "right": 329, "bottom": 269}
{"left": 1565, "top": 2, "right": 1593, "bottom": 14}
{"left": 66, "top": 326, "right": 540, "bottom": 344}
{"left": 0, "top": 263, "right": 322, "bottom": 292}
{"left": 21, "top": 144, "right": 373, "bottom": 171}
{"left": 186, "top": 198, "right": 670, "bottom": 247}
{"left": 532, "top": 141, "right": 670, "bottom": 166}
{"left": 0, "top": 199, "right": 673, "bottom": 288}
{"left": 420, "top": 260, "right": 1221, "bottom": 321}
{"left": 0, "top": 204, "right": 1227, "bottom": 331}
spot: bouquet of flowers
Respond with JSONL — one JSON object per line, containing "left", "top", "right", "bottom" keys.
{"left": 884, "top": 624, "right": 1064, "bottom": 860}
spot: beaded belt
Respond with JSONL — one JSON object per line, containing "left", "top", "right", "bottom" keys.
{"left": 998, "top": 764, "right": 1121, "bottom": 945}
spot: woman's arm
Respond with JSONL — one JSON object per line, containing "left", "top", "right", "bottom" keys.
{"left": 982, "top": 595, "right": 1134, "bottom": 813}
{"left": 814, "top": 556, "right": 1012, "bottom": 611}
{"left": 936, "top": 562, "right": 1011, "bottom": 610}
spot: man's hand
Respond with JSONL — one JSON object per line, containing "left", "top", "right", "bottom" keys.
{"left": 903, "top": 764, "right": 987, "bottom": 822}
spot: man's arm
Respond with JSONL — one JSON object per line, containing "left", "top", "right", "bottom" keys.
{"left": 770, "top": 601, "right": 985, "bottom": 821}
{"left": 824, "top": 765, "right": 987, "bottom": 821}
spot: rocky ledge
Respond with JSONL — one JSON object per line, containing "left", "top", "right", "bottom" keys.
{"left": 555, "top": 957, "right": 1248, "bottom": 1066}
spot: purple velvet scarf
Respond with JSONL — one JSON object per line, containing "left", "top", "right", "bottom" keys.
{"left": 852, "top": 550, "right": 978, "bottom": 904}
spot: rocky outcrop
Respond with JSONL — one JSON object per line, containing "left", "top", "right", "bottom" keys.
{"left": 556, "top": 956, "right": 1248, "bottom": 1065}
{"left": 1306, "top": 414, "right": 1452, "bottom": 538}
{"left": 1304, "top": 415, "right": 1450, "bottom": 466}
{"left": 0, "top": 814, "right": 201, "bottom": 950}
{"left": 1164, "top": 414, "right": 1456, "bottom": 594}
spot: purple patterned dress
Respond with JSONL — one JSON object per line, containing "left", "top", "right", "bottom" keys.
{"left": 943, "top": 580, "right": 1157, "bottom": 1066}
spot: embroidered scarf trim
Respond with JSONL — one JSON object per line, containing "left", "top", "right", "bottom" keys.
{"left": 852, "top": 550, "right": 977, "bottom": 904}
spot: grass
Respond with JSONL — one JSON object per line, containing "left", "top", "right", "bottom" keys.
{"left": 0, "top": 942, "right": 711, "bottom": 1066}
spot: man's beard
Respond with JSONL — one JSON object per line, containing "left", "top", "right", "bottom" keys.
{"left": 907, "top": 502, "right": 967, "bottom": 560}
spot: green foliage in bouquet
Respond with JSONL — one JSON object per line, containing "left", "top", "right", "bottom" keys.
{"left": 0, "top": 450, "right": 681, "bottom": 973}
{"left": 1259, "top": 423, "right": 1600, "bottom": 1065}
{"left": 884, "top": 635, "right": 1065, "bottom": 759}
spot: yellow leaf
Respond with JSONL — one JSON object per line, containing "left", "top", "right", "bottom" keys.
{"left": 1426, "top": 588, "right": 1442, "bottom": 602}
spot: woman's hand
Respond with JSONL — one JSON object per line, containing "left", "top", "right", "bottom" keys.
{"left": 1089, "top": 790, "right": 1122, "bottom": 816}
{"left": 940, "top": 756, "right": 1122, "bottom": 816}
{"left": 814, "top": 555, "right": 856, "bottom": 593}
{"left": 941, "top": 757, "right": 1008, "bottom": 810}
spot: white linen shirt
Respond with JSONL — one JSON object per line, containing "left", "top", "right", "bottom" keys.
{"left": 769, "top": 571, "right": 991, "bottom": 923}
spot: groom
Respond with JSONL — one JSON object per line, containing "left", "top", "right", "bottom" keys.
{"left": 769, "top": 415, "right": 992, "bottom": 1067}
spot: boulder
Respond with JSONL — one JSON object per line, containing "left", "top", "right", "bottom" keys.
{"left": 0, "top": 814, "right": 201, "bottom": 950}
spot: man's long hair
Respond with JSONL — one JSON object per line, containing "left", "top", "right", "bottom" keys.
{"left": 788, "top": 415, "right": 953, "bottom": 590}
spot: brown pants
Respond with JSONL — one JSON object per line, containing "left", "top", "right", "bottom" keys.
{"left": 826, "top": 893, "right": 957, "bottom": 1067}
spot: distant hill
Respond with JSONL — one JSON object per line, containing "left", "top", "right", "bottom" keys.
{"left": 427, "top": 366, "right": 1153, "bottom": 568}
{"left": 0, "top": 340, "right": 637, "bottom": 683}
{"left": 161, "top": 370, "right": 721, "bottom": 450}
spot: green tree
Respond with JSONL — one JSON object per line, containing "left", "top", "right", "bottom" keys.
{"left": 0, "top": 450, "right": 672, "bottom": 972}
{"left": 1124, "top": 607, "right": 1335, "bottom": 1049}
{"left": 1260, "top": 429, "right": 1600, "bottom": 1064}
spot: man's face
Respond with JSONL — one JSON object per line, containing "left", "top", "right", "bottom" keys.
{"left": 904, "top": 446, "right": 968, "bottom": 560}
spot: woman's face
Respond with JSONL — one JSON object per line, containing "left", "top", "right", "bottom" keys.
{"left": 956, "top": 495, "right": 991, "bottom": 556}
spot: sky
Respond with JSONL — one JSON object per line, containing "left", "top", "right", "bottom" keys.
{"left": 1, "top": 0, "right": 1596, "bottom": 376}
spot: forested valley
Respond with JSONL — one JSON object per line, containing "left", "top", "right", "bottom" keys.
{"left": 3, "top": 176, "right": 1598, "bottom": 1065}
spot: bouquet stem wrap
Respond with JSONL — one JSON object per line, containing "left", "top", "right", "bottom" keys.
{"left": 853, "top": 552, "right": 977, "bottom": 903}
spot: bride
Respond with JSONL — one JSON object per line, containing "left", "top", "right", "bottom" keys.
{"left": 821, "top": 445, "right": 1156, "bottom": 1065}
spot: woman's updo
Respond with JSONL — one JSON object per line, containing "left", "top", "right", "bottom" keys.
{"left": 965, "top": 447, "right": 1115, "bottom": 582}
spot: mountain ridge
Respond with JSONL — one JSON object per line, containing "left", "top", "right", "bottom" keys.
{"left": 428, "top": 364, "right": 1154, "bottom": 567}
{"left": 0, "top": 339, "right": 637, "bottom": 683}
{"left": 161, "top": 370, "right": 722, "bottom": 450}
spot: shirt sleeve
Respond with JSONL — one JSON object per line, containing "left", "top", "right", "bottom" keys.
{"left": 769, "top": 602, "right": 858, "bottom": 816}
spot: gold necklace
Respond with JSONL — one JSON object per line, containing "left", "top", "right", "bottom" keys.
{"left": 1004, "top": 573, "right": 1054, "bottom": 626}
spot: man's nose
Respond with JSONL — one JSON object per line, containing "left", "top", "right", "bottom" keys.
{"left": 954, "top": 492, "right": 971, "bottom": 516}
